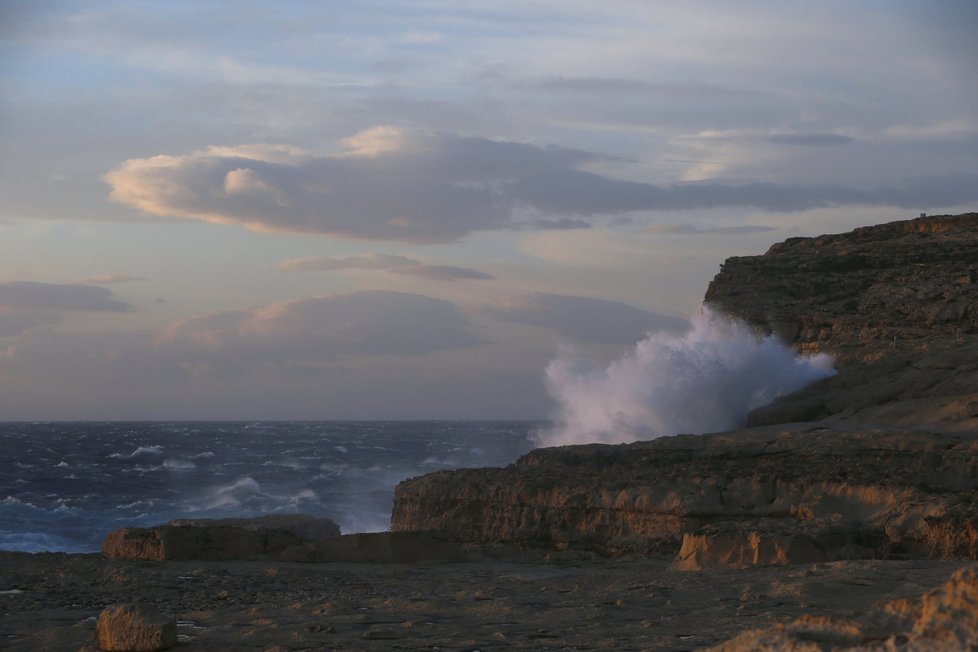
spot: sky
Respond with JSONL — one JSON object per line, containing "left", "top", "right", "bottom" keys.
{"left": 0, "top": 0, "right": 976, "bottom": 420}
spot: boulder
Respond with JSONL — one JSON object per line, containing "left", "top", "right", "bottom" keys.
{"left": 95, "top": 603, "right": 176, "bottom": 651}
{"left": 102, "top": 515, "right": 340, "bottom": 561}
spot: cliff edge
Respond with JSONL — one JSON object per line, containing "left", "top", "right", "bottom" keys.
{"left": 392, "top": 213, "right": 978, "bottom": 564}
{"left": 705, "top": 213, "right": 978, "bottom": 431}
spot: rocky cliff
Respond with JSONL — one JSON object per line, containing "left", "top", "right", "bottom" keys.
{"left": 704, "top": 213, "right": 978, "bottom": 360}
{"left": 392, "top": 213, "right": 978, "bottom": 563}
{"left": 392, "top": 424, "right": 978, "bottom": 562}
{"left": 705, "top": 212, "right": 978, "bottom": 430}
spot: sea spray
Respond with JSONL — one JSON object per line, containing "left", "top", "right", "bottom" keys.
{"left": 536, "top": 306, "right": 834, "bottom": 446}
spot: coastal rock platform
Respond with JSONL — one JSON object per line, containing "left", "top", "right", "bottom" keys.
{"left": 393, "top": 424, "right": 978, "bottom": 564}
{"left": 1, "top": 550, "right": 971, "bottom": 650}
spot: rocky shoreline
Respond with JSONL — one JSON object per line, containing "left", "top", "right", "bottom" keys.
{"left": 2, "top": 549, "right": 973, "bottom": 651}
{"left": 4, "top": 213, "right": 978, "bottom": 650}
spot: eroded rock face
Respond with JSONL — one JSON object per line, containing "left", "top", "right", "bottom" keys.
{"left": 392, "top": 425, "right": 978, "bottom": 561}
{"left": 102, "top": 515, "right": 340, "bottom": 561}
{"left": 393, "top": 215, "right": 978, "bottom": 562}
{"left": 705, "top": 213, "right": 978, "bottom": 360}
{"left": 709, "top": 566, "right": 978, "bottom": 651}
{"left": 705, "top": 213, "right": 978, "bottom": 430}
{"left": 95, "top": 603, "right": 176, "bottom": 652}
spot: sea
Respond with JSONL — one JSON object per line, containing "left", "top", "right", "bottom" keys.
{"left": 0, "top": 421, "right": 540, "bottom": 553}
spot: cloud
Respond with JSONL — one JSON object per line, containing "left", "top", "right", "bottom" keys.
{"left": 105, "top": 128, "right": 978, "bottom": 243}
{"left": 156, "top": 290, "right": 483, "bottom": 374}
{"left": 73, "top": 273, "right": 146, "bottom": 285}
{"left": 0, "top": 281, "right": 129, "bottom": 312}
{"left": 274, "top": 253, "right": 492, "bottom": 281}
{"left": 0, "top": 281, "right": 130, "bottom": 336}
{"left": 529, "top": 218, "right": 592, "bottom": 230}
{"left": 391, "top": 265, "right": 493, "bottom": 281}
{"left": 644, "top": 224, "right": 778, "bottom": 235}
{"left": 105, "top": 127, "right": 595, "bottom": 243}
{"left": 274, "top": 253, "right": 419, "bottom": 271}
{"left": 765, "top": 133, "right": 854, "bottom": 146}
{"left": 485, "top": 292, "right": 688, "bottom": 345}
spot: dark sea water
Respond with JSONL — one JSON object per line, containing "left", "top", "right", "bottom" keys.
{"left": 0, "top": 421, "right": 540, "bottom": 553}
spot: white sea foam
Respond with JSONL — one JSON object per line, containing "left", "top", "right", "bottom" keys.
{"left": 536, "top": 306, "right": 835, "bottom": 447}
{"left": 163, "top": 459, "right": 196, "bottom": 471}
{"left": 130, "top": 445, "right": 164, "bottom": 457}
{"left": 2, "top": 496, "right": 38, "bottom": 509}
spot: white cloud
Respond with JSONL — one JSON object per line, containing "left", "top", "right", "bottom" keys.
{"left": 106, "top": 127, "right": 978, "bottom": 243}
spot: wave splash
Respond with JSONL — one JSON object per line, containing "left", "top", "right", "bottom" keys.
{"left": 536, "top": 306, "right": 835, "bottom": 447}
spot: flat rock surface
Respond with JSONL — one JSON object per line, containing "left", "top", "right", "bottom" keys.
{"left": 0, "top": 551, "right": 972, "bottom": 650}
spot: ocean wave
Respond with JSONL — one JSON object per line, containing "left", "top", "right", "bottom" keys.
{"left": 0, "top": 531, "right": 83, "bottom": 553}
{"left": 1, "top": 495, "right": 38, "bottom": 509}
{"left": 163, "top": 459, "right": 196, "bottom": 471}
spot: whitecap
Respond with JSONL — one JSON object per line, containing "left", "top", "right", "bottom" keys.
{"left": 419, "top": 456, "right": 452, "bottom": 467}
{"left": 1, "top": 496, "right": 37, "bottom": 508}
{"left": 163, "top": 459, "right": 196, "bottom": 471}
{"left": 190, "top": 476, "right": 264, "bottom": 511}
{"left": 129, "top": 445, "right": 164, "bottom": 457}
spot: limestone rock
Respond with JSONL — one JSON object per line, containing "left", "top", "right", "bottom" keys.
{"left": 709, "top": 566, "right": 978, "bottom": 650}
{"left": 392, "top": 424, "right": 978, "bottom": 561}
{"left": 671, "top": 528, "right": 825, "bottom": 570}
{"left": 705, "top": 212, "right": 978, "bottom": 430}
{"left": 102, "top": 515, "right": 340, "bottom": 561}
{"left": 705, "top": 213, "right": 978, "bottom": 360}
{"left": 95, "top": 603, "right": 176, "bottom": 651}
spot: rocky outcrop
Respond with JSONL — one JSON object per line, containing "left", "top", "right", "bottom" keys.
{"left": 102, "top": 515, "right": 340, "bottom": 561}
{"left": 671, "top": 528, "right": 825, "bottom": 570}
{"left": 393, "top": 214, "right": 978, "bottom": 562}
{"left": 705, "top": 213, "right": 978, "bottom": 430}
{"left": 705, "top": 213, "right": 978, "bottom": 360}
{"left": 709, "top": 565, "right": 978, "bottom": 651}
{"left": 95, "top": 603, "right": 177, "bottom": 652}
{"left": 103, "top": 516, "right": 464, "bottom": 563}
{"left": 392, "top": 424, "right": 978, "bottom": 562}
